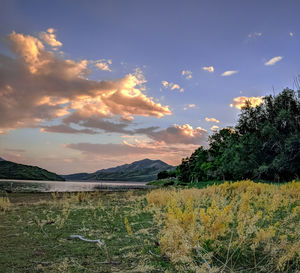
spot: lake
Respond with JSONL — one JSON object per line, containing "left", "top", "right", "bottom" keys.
{"left": 0, "top": 179, "right": 150, "bottom": 192}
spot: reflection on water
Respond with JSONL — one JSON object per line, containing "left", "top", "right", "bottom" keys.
{"left": 0, "top": 179, "right": 149, "bottom": 192}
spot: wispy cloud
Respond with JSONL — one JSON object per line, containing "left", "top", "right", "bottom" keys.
{"left": 65, "top": 123, "right": 208, "bottom": 169}
{"left": 221, "top": 70, "right": 238, "bottom": 76}
{"left": 170, "top": 83, "right": 180, "bottom": 90}
{"left": 183, "top": 104, "right": 196, "bottom": 110}
{"left": 205, "top": 117, "right": 219, "bottom": 123}
{"left": 210, "top": 125, "right": 219, "bottom": 131}
{"left": 41, "top": 125, "right": 98, "bottom": 134}
{"left": 264, "top": 56, "right": 283, "bottom": 66}
{"left": 230, "top": 96, "right": 264, "bottom": 109}
{"left": 247, "top": 32, "right": 262, "bottom": 39}
{"left": 161, "top": 81, "right": 184, "bottom": 92}
{"left": 202, "top": 66, "right": 214, "bottom": 73}
{"left": 182, "top": 70, "right": 192, "bottom": 79}
{"left": 65, "top": 141, "right": 200, "bottom": 169}
{"left": 95, "top": 59, "right": 112, "bottom": 71}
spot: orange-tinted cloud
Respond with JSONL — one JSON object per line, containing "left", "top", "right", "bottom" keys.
{"left": 230, "top": 96, "right": 264, "bottom": 109}
{"left": 205, "top": 117, "right": 220, "bottom": 123}
{"left": 95, "top": 59, "right": 112, "bottom": 71}
{"left": 210, "top": 125, "right": 219, "bottom": 131}
{"left": 161, "top": 81, "right": 184, "bottom": 92}
{"left": 39, "top": 28, "right": 62, "bottom": 48}
{"left": 202, "top": 66, "right": 214, "bottom": 72}
{"left": 0, "top": 30, "right": 171, "bottom": 132}
{"left": 182, "top": 70, "right": 192, "bottom": 79}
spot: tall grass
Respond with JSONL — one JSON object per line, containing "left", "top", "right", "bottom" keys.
{"left": 146, "top": 180, "right": 300, "bottom": 272}
{"left": 0, "top": 196, "right": 10, "bottom": 212}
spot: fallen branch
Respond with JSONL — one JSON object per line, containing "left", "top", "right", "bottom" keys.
{"left": 69, "top": 235, "right": 103, "bottom": 246}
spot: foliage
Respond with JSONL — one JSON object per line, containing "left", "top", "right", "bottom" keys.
{"left": 157, "top": 170, "right": 176, "bottom": 180}
{"left": 177, "top": 89, "right": 300, "bottom": 182}
{"left": 146, "top": 180, "right": 300, "bottom": 272}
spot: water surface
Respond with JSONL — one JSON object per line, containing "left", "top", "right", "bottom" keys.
{"left": 0, "top": 179, "right": 149, "bottom": 192}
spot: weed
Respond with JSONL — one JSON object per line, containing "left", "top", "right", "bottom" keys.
{"left": 0, "top": 196, "right": 10, "bottom": 212}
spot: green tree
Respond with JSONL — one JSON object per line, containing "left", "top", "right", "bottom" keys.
{"left": 176, "top": 88, "right": 300, "bottom": 182}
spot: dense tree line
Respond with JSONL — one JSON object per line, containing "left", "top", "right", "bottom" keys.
{"left": 157, "top": 170, "right": 176, "bottom": 180}
{"left": 177, "top": 89, "right": 300, "bottom": 182}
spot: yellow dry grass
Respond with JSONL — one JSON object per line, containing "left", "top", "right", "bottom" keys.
{"left": 146, "top": 180, "right": 300, "bottom": 272}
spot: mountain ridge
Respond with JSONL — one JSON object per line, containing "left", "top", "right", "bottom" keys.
{"left": 0, "top": 159, "right": 65, "bottom": 181}
{"left": 62, "top": 158, "right": 175, "bottom": 182}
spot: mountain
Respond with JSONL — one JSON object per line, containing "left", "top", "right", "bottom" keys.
{"left": 0, "top": 157, "right": 6, "bottom": 162}
{"left": 0, "top": 160, "right": 65, "bottom": 181}
{"left": 62, "top": 159, "right": 175, "bottom": 182}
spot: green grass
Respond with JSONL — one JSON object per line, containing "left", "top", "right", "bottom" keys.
{"left": 0, "top": 191, "right": 174, "bottom": 273}
{"left": 148, "top": 178, "right": 226, "bottom": 188}
{"left": 148, "top": 178, "right": 290, "bottom": 189}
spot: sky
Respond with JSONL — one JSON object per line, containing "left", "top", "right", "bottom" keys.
{"left": 0, "top": 0, "right": 299, "bottom": 174}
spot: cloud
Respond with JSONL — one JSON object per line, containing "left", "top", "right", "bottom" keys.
{"left": 40, "top": 125, "right": 98, "bottom": 134}
{"left": 39, "top": 28, "right": 62, "bottom": 49}
{"left": 4, "top": 148, "right": 26, "bottom": 153}
{"left": 161, "top": 80, "right": 169, "bottom": 88}
{"left": 170, "top": 83, "right": 180, "bottom": 90}
{"left": 65, "top": 140, "right": 201, "bottom": 169}
{"left": 210, "top": 125, "right": 219, "bottom": 131}
{"left": 182, "top": 70, "right": 192, "bottom": 79}
{"left": 183, "top": 104, "right": 196, "bottom": 110}
{"left": 221, "top": 70, "right": 238, "bottom": 76}
{"left": 161, "top": 81, "right": 183, "bottom": 92}
{"left": 202, "top": 66, "right": 214, "bottom": 73}
{"left": 0, "top": 30, "right": 171, "bottom": 133}
{"left": 66, "top": 142, "right": 157, "bottom": 156}
{"left": 230, "top": 96, "right": 264, "bottom": 109}
{"left": 141, "top": 124, "right": 208, "bottom": 145}
{"left": 205, "top": 117, "right": 219, "bottom": 123}
{"left": 264, "top": 56, "right": 283, "bottom": 66}
{"left": 247, "top": 32, "right": 262, "bottom": 39}
{"left": 95, "top": 59, "right": 112, "bottom": 71}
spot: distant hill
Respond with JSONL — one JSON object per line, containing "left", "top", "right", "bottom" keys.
{"left": 0, "top": 160, "right": 65, "bottom": 181}
{"left": 62, "top": 159, "right": 175, "bottom": 182}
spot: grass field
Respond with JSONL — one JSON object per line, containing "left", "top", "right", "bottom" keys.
{"left": 0, "top": 190, "right": 171, "bottom": 273}
{"left": 0, "top": 180, "right": 299, "bottom": 272}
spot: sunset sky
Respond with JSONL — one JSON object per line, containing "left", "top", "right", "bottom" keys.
{"left": 0, "top": 0, "right": 299, "bottom": 174}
